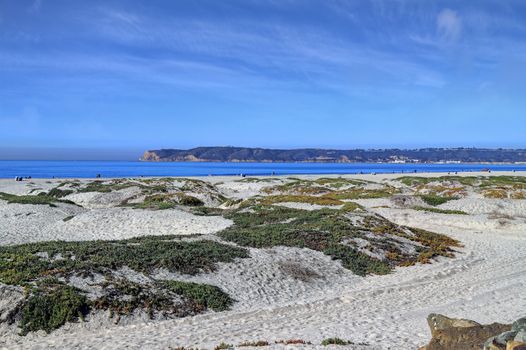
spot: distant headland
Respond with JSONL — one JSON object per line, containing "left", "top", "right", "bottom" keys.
{"left": 141, "top": 147, "right": 526, "bottom": 163}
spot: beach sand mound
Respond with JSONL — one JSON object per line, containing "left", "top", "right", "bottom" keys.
{"left": 0, "top": 173, "right": 524, "bottom": 349}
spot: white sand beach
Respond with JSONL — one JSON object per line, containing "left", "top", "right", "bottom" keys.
{"left": 0, "top": 172, "right": 525, "bottom": 349}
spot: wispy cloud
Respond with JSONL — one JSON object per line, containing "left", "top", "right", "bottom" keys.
{"left": 2, "top": 1, "right": 525, "bottom": 102}
{"left": 83, "top": 6, "right": 448, "bottom": 94}
{"left": 437, "top": 8, "right": 462, "bottom": 42}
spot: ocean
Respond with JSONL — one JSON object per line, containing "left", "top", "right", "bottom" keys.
{"left": 0, "top": 160, "right": 525, "bottom": 179}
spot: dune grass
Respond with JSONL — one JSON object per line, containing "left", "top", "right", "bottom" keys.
{"left": 238, "top": 341, "right": 270, "bottom": 347}
{"left": 218, "top": 205, "right": 392, "bottom": 276}
{"left": 17, "top": 276, "right": 235, "bottom": 335}
{"left": 261, "top": 194, "right": 343, "bottom": 206}
{"left": 123, "top": 193, "right": 205, "bottom": 210}
{"left": 47, "top": 188, "right": 74, "bottom": 198}
{"left": 399, "top": 175, "right": 526, "bottom": 190}
{"left": 0, "top": 192, "right": 76, "bottom": 207}
{"left": 323, "top": 188, "right": 396, "bottom": 200}
{"left": 340, "top": 202, "right": 364, "bottom": 212}
{"left": 76, "top": 180, "right": 133, "bottom": 193}
{"left": 1, "top": 236, "right": 247, "bottom": 334}
{"left": 419, "top": 194, "right": 459, "bottom": 206}
{"left": 0, "top": 237, "right": 249, "bottom": 286}
{"left": 218, "top": 204, "right": 459, "bottom": 276}
{"left": 19, "top": 279, "right": 90, "bottom": 335}
{"left": 262, "top": 179, "right": 398, "bottom": 200}
{"left": 397, "top": 176, "right": 480, "bottom": 187}
{"left": 321, "top": 338, "right": 353, "bottom": 346}
{"left": 412, "top": 206, "right": 468, "bottom": 215}
{"left": 162, "top": 280, "right": 233, "bottom": 312}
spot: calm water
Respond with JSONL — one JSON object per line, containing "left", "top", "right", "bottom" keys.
{"left": 0, "top": 161, "right": 525, "bottom": 179}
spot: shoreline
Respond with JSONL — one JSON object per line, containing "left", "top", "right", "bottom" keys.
{"left": 2, "top": 169, "right": 525, "bottom": 181}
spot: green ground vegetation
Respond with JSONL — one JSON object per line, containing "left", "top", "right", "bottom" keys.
{"left": 262, "top": 177, "right": 375, "bottom": 195}
{"left": 0, "top": 237, "right": 248, "bottom": 285}
{"left": 0, "top": 192, "right": 76, "bottom": 207}
{"left": 162, "top": 280, "right": 233, "bottom": 312}
{"left": 238, "top": 340, "right": 270, "bottom": 347}
{"left": 19, "top": 279, "right": 90, "bottom": 335}
{"left": 419, "top": 194, "right": 459, "bottom": 206}
{"left": 321, "top": 338, "right": 353, "bottom": 346}
{"left": 123, "top": 193, "right": 205, "bottom": 210}
{"left": 397, "top": 176, "right": 526, "bottom": 200}
{"left": 0, "top": 236, "right": 246, "bottom": 334}
{"left": 411, "top": 206, "right": 468, "bottom": 215}
{"left": 217, "top": 204, "right": 459, "bottom": 276}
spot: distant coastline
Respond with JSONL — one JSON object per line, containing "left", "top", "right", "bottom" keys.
{"left": 141, "top": 147, "right": 526, "bottom": 164}
{"left": 2, "top": 160, "right": 526, "bottom": 179}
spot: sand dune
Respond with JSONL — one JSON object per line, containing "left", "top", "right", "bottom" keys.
{"left": 0, "top": 173, "right": 525, "bottom": 349}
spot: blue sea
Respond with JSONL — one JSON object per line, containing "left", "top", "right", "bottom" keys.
{"left": 0, "top": 161, "right": 525, "bottom": 179}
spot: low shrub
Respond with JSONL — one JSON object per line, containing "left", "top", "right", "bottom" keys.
{"left": 219, "top": 206, "right": 392, "bottom": 276}
{"left": 47, "top": 188, "right": 74, "bottom": 198}
{"left": 238, "top": 340, "right": 270, "bottom": 347}
{"left": 177, "top": 194, "right": 204, "bottom": 206}
{"left": 218, "top": 204, "right": 459, "bottom": 276}
{"left": 0, "top": 237, "right": 249, "bottom": 285}
{"left": 321, "top": 338, "right": 353, "bottom": 346}
{"left": 411, "top": 206, "right": 468, "bottom": 215}
{"left": 124, "top": 193, "right": 204, "bottom": 210}
{"left": 324, "top": 244, "right": 391, "bottom": 276}
{"left": 420, "top": 195, "right": 458, "bottom": 206}
{"left": 20, "top": 280, "right": 89, "bottom": 335}
{"left": 323, "top": 188, "right": 397, "bottom": 200}
{"left": 77, "top": 180, "right": 138, "bottom": 193}
{"left": 214, "top": 342, "right": 232, "bottom": 350}
{"left": 0, "top": 192, "right": 75, "bottom": 207}
{"left": 162, "top": 280, "right": 233, "bottom": 312}
{"left": 261, "top": 195, "right": 343, "bottom": 206}
{"left": 191, "top": 206, "right": 224, "bottom": 216}
{"left": 340, "top": 202, "right": 364, "bottom": 212}
{"left": 275, "top": 339, "right": 309, "bottom": 345}
{"left": 1, "top": 236, "right": 245, "bottom": 334}
{"left": 91, "top": 279, "right": 177, "bottom": 318}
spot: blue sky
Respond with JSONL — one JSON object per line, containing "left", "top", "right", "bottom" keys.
{"left": 1, "top": 0, "right": 525, "bottom": 159}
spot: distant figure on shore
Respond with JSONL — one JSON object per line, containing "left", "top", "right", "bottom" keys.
{"left": 96, "top": 174, "right": 101, "bottom": 178}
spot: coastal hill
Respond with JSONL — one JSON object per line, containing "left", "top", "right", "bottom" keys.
{"left": 141, "top": 147, "right": 526, "bottom": 163}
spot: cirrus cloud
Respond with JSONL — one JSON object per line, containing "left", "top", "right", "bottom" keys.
{"left": 437, "top": 8, "right": 462, "bottom": 42}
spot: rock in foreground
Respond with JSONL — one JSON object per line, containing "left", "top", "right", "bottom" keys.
{"left": 420, "top": 313, "right": 511, "bottom": 350}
